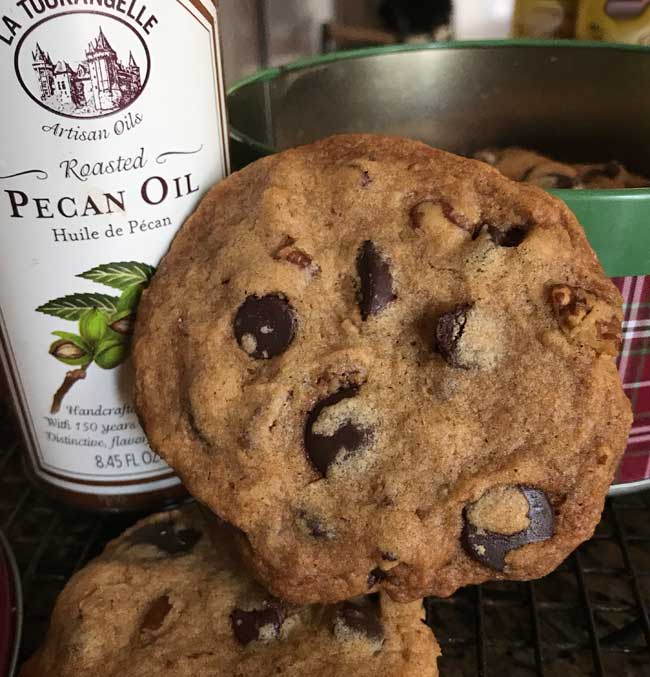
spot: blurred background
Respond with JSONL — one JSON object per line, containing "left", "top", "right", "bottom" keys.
{"left": 219, "top": 0, "right": 514, "bottom": 85}
{"left": 220, "top": 0, "right": 643, "bottom": 85}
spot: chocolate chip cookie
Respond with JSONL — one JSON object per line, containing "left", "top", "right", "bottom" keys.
{"left": 21, "top": 506, "right": 439, "bottom": 677}
{"left": 133, "top": 134, "right": 632, "bottom": 603}
{"left": 475, "top": 147, "right": 650, "bottom": 189}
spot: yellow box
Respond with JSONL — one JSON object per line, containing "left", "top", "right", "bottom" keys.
{"left": 577, "top": 0, "right": 650, "bottom": 44}
{"left": 513, "top": 0, "right": 579, "bottom": 38}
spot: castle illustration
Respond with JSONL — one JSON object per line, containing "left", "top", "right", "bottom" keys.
{"left": 31, "top": 27, "right": 142, "bottom": 116}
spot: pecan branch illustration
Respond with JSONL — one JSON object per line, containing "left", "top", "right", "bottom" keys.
{"left": 36, "top": 262, "right": 155, "bottom": 413}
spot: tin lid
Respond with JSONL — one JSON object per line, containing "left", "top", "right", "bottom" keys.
{"left": 0, "top": 529, "right": 21, "bottom": 677}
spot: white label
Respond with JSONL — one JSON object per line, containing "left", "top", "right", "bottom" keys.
{"left": 0, "top": 0, "right": 228, "bottom": 494}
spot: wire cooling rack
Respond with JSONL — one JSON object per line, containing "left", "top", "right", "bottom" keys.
{"left": 1, "top": 403, "right": 649, "bottom": 676}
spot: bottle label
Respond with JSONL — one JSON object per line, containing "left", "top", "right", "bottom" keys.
{"left": 0, "top": 0, "right": 228, "bottom": 494}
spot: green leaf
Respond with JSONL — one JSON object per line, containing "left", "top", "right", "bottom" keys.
{"left": 76, "top": 261, "right": 156, "bottom": 290}
{"left": 36, "top": 293, "right": 120, "bottom": 321}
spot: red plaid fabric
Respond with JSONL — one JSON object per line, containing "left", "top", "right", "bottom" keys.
{"left": 612, "top": 276, "right": 650, "bottom": 484}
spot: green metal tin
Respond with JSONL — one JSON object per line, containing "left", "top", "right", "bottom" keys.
{"left": 227, "top": 40, "right": 650, "bottom": 278}
{"left": 552, "top": 189, "right": 650, "bottom": 277}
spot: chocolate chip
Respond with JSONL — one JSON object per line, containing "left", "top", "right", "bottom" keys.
{"left": 304, "top": 387, "right": 371, "bottom": 476}
{"left": 435, "top": 304, "right": 471, "bottom": 368}
{"left": 521, "top": 165, "right": 538, "bottom": 182}
{"left": 141, "top": 595, "right": 172, "bottom": 632}
{"left": 488, "top": 224, "right": 530, "bottom": 247}
{"left": 582, "top": 161, "right": 623, "bottom": 183}
{"left": 230, "top": 600, "right": 285, "bottom": 646}
{"left": 234, "top": 294, "right": 296, "bottom": 360}
{"left": 552, "top": 174, "right": 577, "bottom": 189}
{"left": 381, "top": 551, "right": 398, "bottom": 562}
{"left": 297, "top": 510, "right": 334, "bottom": 539}
{"left": 461, "top": 485, "right": 554, "bottom": 571}
{"left": 356, "top": 241, "right": 396, "bottom": 320}
{"left": 367, "top": 567, "right": 387, "bottom": 588}
{"left": 601, "top": 161, "right": 622, "bottom": 178}
{"left": 335, "top": 600, "right": 384, "bottom": 643}
{"left": 409, "top": 202, "right": 427, "bottom": 230}
{"left": 361, "top": 170, "right": 372, "bottom": 187}
{"left": 129, "top": 520, "right": 202, "bottom": 555}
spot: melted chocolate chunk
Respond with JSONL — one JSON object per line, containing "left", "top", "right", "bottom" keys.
{"left": 304, "top": 387, "right": 370, "bottom": 476}
{"left": 336, "top": 600, "right": 384, "bottom": 643}
{"left": 140, "top": 595, "right": 172, "bottom": 632}
{"left": 230, "top": 600, "right": 285, "bottom": 646}
{"left": 435, "top": 304, "right": 471, "bottom": 368}
{"left": 584, "top": 161, "right": 622, "bottom": 181}
{"left": 367, "top": 567, "right": 387, "bottom": 588}
{"left": 234, "top": 294, "right": 296, "bottom": 360}
{"left": 488, "top": 224, "right": 530, "bottom": 247}
{"left": 603, "top": 161, "right": 623, "bottom": 178}
{"left": 297, "top": 510, "right": 334, "bottom": 539}
{"left": 356, "top": 241, "right": 396, "bottom": 320}
{"left": 520, "top": 165, "right": 538, "bottom": 182}
{"left": 461, "top": 485, "right": 554, "bottom": 571}
{"left": 550, "top": 173, "right": 577, "bottom": 189}
{"left": 129, "top": 520, "right": 202, "bottom": 555}
{"left": 581, "top": 161, "right": 623, "bottom": 184}
{"left": 381, "top": 551, "right": 398, "bottom": 562}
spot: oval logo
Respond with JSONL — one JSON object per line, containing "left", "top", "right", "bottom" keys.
{"left": 15, "top": 11, "right": 150, "bottom": 120}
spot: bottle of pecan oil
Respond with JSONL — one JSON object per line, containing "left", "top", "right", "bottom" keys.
{"left": 0, "top": 0, "right": 229, "bottom": 510}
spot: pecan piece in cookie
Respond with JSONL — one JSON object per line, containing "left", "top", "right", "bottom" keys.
{"left": 273, "top": 235, "right": 320, "bottom": 274}
{"left": 462, "top": 485, "right": 554, "bottom": 571}
{"left": 410, "top": 199, "right": 479, "bottom": 237}
{"left": 549, "top": 284, "right": 621, "bottom": 356}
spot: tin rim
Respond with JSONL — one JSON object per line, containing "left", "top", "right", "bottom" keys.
{"left": 228, "top": 38, "right": 650, "bottom": 201}
{"left": 608, "top": 478, "right": 650, "bottom": 496}
{"left": 0, "top": 529, "right": 22, "bottom": 677}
